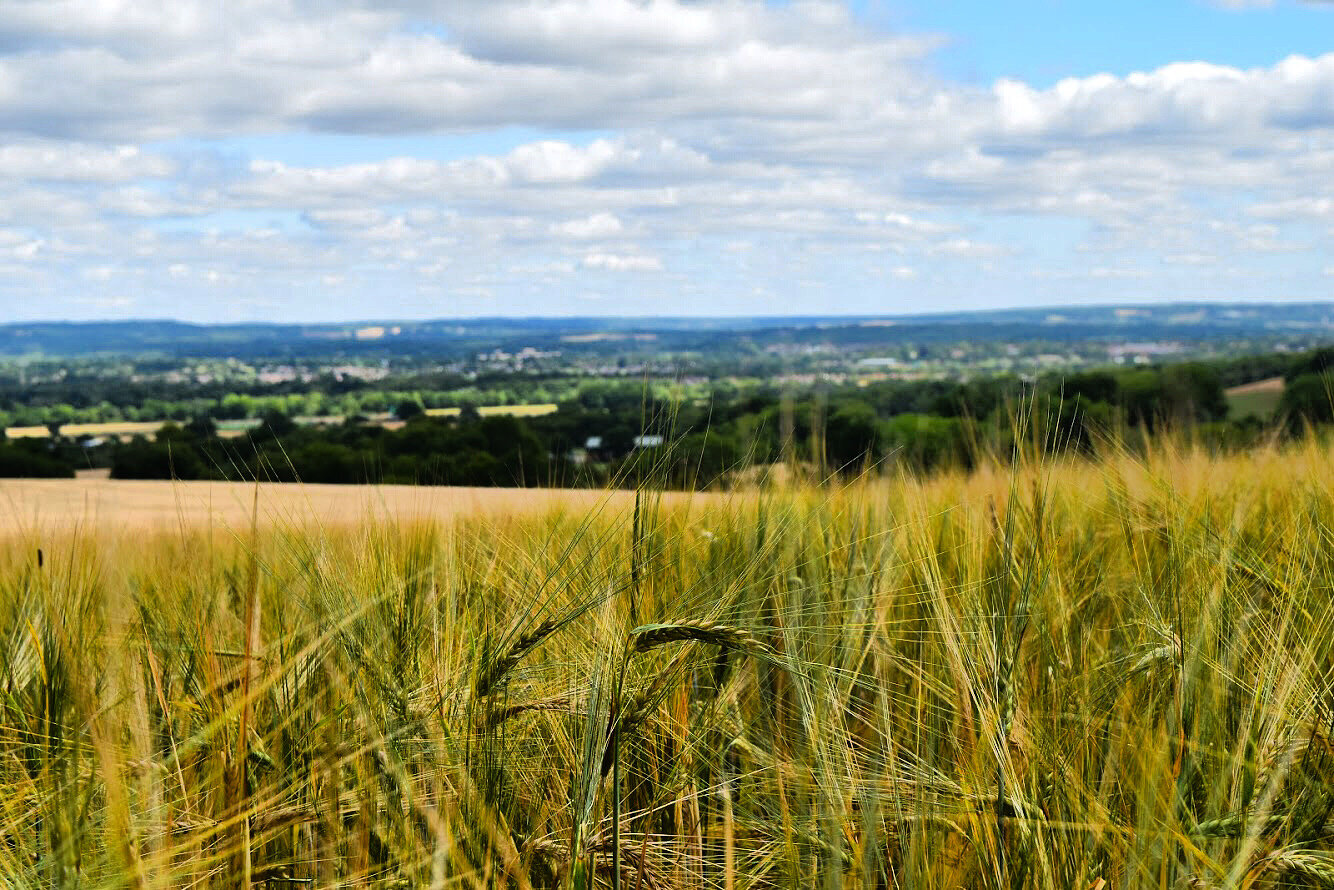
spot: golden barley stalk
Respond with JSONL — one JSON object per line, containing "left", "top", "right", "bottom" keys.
{"left": 479, "top": 697, "right": 576, "bottom": 729}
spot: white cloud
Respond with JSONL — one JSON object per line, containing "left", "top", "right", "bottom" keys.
{"left": 582, "top": 251, "right": 663, "bottom": 272}
{"left": 880, "top": 213, "right": 955, "bottom": 235}
{"left": 12, "top": 239, "right": 44, "bottom": 260}
{"left": 0, "top": 142, "right": 172, "bottom": 183}
{"left": 505, "top": 139, "right": 619, "bottom": 184}
{"left": 1, "top": 1, "right": 1334, "bottom": 318}
{"left": 1024, "top": 62, "right": 1330, "bottom": 161}
{"left": 1163, "top": 253, "right": 1219, "bottom": 266}
{"left": 72, "top": 294, "right": 134, "bottom": 309}
{"left": 928, "top": 238, "right": 1009, "bottom": 258}
{"left": 552, "top": 212, "right": 624, "bottom": 239}
{"left": 1251, "top": 196, "right": 1334, "bottom": 218}
{"left": 1090, "top": 266, "right": 1149, "bottom": 280}
{"left": 0, "top": 0, "right": 936, "bottom": 143}
{"left": 1208, "top": 220, "right": 1306, "bottom": 252}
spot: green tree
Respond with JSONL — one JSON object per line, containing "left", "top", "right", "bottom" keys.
{"left": 824, "top": 401, "right": 881, "bottom": 471}
{"left": 672, "top": 431, "right": 741, "bottom": 488}
{"left": 1280, "top": 373, "right": 1334, "bottom": 426}
{"left": 0, "top": 442, "right": 74, "bottom": 477}
{"left": 111, "top": 436, "right": 206, "bottom": 480}
{"left": 395, "top": 398, "right": 424, "bottom": 421}
{"left": 1056, "top": 371, "right": 1118, "bottom": 405}
{"left": 882, "top": 414, "right": 968, "bottom": 471}
{"left": 1161, "top": 363, "right": 1228, "bottom": 423}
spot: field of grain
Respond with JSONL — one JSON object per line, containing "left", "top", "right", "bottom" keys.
{"left": 6, "top": 441, "right": 1334, "bottom": 888}
{"left": 425, "top": 403, "right": 559, "bottom": 418}
{"left": 1225, "top": 375, "right": 1285, "bottom": 420}
{"left": 0, "top": 478, "right": 690, "bottom": 531}
{"left": 6, "top": 421, "right": 259, "bottom": 441}
{"left": 3, "top": 421, "right": 226, "bottom": 441}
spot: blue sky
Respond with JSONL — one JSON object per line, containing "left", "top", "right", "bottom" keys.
{"left": 0, "top": 0, "right": 1331, "bottom": 322}
{"left": 886, "top": 1, "right": 1334, "bottom": 84}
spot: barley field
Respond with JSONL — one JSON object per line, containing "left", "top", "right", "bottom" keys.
{"left": 6, "top": 439, "right": 1334, "bottom": 888}
{"left": 0, "top": 478, "right": 692, "bottom": 531}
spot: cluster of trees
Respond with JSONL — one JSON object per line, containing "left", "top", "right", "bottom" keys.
{"left": 1279, "top": 348, "right": 1334, "bottom": 425}
{"left": 109, "top": 413, "right": 549, "bottom": 487}
{"left": 0, "top": 438, "right": 75, "bottom": 477}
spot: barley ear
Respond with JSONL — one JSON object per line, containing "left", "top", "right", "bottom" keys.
{"left": 630, "top": 620, "right": 773, "bottom": 657}
{"left": 474, "top": 618, "right": 559, "bottom": 698}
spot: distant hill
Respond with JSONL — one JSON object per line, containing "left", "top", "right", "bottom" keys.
{"left": 3, "top": 303, "right": 1333, "bottom": 357}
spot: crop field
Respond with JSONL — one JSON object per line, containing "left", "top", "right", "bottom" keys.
{"left": 1225, "top": 377, "right": 1286, "bottom": 421}
{"left": 0, "top": 478, "right": 686, "bottom": 531}
{"left": 425, "top": 404, "right": 559, "bottom": 419}
{"left": 4, "top": 421, "right": 261, "bottom": 441}
{"left": 6, "top": 441, "right": 1334, "bottom": 888}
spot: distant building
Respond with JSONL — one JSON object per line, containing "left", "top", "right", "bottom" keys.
{"left": 633, "top": 435, "right": 664, "bottom": 448}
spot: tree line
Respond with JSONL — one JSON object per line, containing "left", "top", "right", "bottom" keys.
{"left": 4, "top": 348, "right": 1334, "bottom": 486}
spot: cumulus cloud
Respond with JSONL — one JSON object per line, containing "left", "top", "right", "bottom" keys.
{"left": 0, "top": 0, "right": 1332, "bottom": 318}
{"left": 582, "top": 251, "right": 663, "bottom": 272}
{"left": 553, "top": 212, "right": 624, "bottom": 239}
{"left": 1251, "top": 196, "right": 1334, "bottom": 218}
{"left": 988, "top": 56, "right": 1334, "bottom": 147}
{"left": 0, "top": 0, "right": 937, "bottom": 144}
{"left": 0, "top": 142, "right": 172, "bottom": 183}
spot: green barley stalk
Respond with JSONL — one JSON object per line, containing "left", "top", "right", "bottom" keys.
{"left": 630, "top": 620, "right": 772, "bottom": 656}
{"left": 1262, "top": 849, "right": 1334, "bottom": 887}
{"left": 473, "top": 617, "right": 559, "bottom": 698}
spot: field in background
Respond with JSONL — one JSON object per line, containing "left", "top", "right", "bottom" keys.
{"left": 425, "top": 402, "right": 558, "bottom": 418}
{"left": 1225, "top": 375, "right": 1285, "bottom": 419}
{"left": 6, "top": 442, "right": 1334, "bottom": 887}
{"left": 3, "top": 420, "right": 258, "bottom": 440}
{"left": 7, "top": 419, "right": 260, "bottom": 440}
{"left": 0, "top": 477, "right": 688, "bottom": 530}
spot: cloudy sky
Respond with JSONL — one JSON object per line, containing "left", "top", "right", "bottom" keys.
{"left": 1, "top": 0, "right": 1333, "bottom": 322}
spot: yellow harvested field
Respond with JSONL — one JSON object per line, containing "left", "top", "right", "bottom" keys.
{"left": 0, "top": 477, "right": 705, "bottom": 532}
{"left": 6, "top": 421, "right": 255, "bottom": 440}
{"left": 425, "top": 403, "right": 558, "bottom": 418}
{"left": 1224, "top": 375, "right": 1285, "bottom": 396}
{"left": 6, "top": 421, "right": 166, "bottom": 439}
